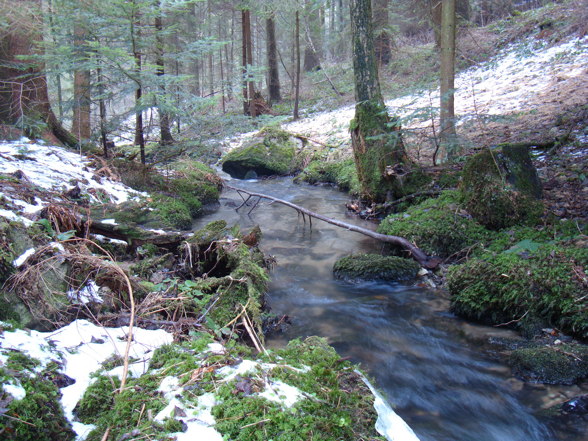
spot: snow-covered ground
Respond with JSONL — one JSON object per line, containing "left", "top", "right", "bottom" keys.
{"left": 0, "top": 137, "right": 146, "bottom": 225}
{"left": 224, "top": 35, "right": 588, "bottom": 151}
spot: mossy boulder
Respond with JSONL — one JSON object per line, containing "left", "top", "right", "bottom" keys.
{"left": 461, "top": 145, "right": 543, "bottom": 230}
{"left": 222, "top": 127, "right": 302, "bottom": 179}
{"left": 296, "top": 158, "right": 361, "bottom": 194}
{"left": 333, "top": 254, "right": 420, "bottom": 282}
{"left": 509, "top": 344, "right": 588, "bottom": 384}
{"left": 447, "top": 243, "right": 588, "bottom": 338}
{"left": 377, "top": 190, "right": 494, "bottom": 258}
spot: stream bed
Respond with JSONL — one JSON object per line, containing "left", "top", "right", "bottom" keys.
{"left": 195, "top": 177, "right": 586, "bottom": 441}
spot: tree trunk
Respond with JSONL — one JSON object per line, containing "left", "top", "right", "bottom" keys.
{"left": 155, "top": 6, "right": 174, "bottom": 145}
{"left": 303, "top": 1, "right": 322, "bottom": 72}
{"left": 266, "top": 15, "right": 281, "bottom": 104}
{"left": 373, "top": 0, "right": 392, "bottom": 66}
{"left": 71, "top": 18, "right": 92, "bottom": 141}
{"left": 293, "top": 11, "right": 301, "bottom": 120}
{"left": 0, "top": 0, "right": 78, "bottom": 147}
{"left": 349, "top": 0, "right": 408, "bottom": 203}
{"left": 440, "top": 0, "right": 457, "bottom": 160}
{"left": 241, "top": 7, "right": 256, "bottom": 117}
{"left": 131, "top": 2, "right": 145, "bottom": 164}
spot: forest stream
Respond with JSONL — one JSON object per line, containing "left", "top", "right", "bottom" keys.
{"left": 194, "top": 176, "right": 586, "bottom": 441}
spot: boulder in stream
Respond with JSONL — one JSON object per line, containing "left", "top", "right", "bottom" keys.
{"left": 222, "top": 127, "right": 303, "bottom": 179}
{"left": 333, "top": 253, "right": 421, "bottom": 282}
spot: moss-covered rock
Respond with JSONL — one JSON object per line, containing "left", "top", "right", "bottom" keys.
{"left": 333, "top": 254, "right": 420, "bottom": 282}
{"left": 447, "top": 243, "right": 588, "bottom": 338}
{"left": 377, "top": 190, "right": 494, "bottom": 258}
{"left": 296, "top": 158, "right": 361, "bottom": 194}
{"left": 461, "top": 145, "right": 544, "bottom": 230}
{"left": 222, "top": 127, "right": 302, "bottom": 179}
{"left": 509, "top": 344, "right": 588, "bottom": 384}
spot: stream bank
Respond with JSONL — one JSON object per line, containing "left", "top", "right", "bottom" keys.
{"left": 194, "top": 176, "right": 587, "bottom": 441}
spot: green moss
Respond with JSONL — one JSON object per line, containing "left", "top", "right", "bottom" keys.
{"left": 74, "top": 375, "right": 117, "bottom": 422}
{"left": 377, "top": 190, "right": 494, "bottom": 257}
{"left": 334, "top": 254, "right": 420, "bottom": 282}
{"left": 212, "top": 337, "right": 384, "bottom": 441}
{"left": 153, "top": 196, "right": 192, "bottom": 230}
{"left": 296, "top": 158, "right": 361, "bottom": 195}
{"left": 461, "top": 146, "right": 544, "bottom": 230}
{"left": 447, "top": 243, "right": 588, "bottom": 338}
{"left": 222, "top": 127, "right": 302, "bottom": 179}
{"left": 509, "top": 344, "right": 588, "bottom": 385}
{"left": 190, "top": 220, "right": 229, "bottom": 245}
{"left": 179, "top": 224, "right": 270, "bottom": 332}
{"left": 79, "top": 373, "right": 168, "bottom": 441}
{"left": 108, "top": 159, "right": 221, "bottom": 229}
{"left": 0, "top": 352, "right": 75, "bottom": 441}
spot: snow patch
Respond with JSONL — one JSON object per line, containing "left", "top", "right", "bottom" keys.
{"left": 2, "top": 381, "right": 27, "bottom": 400}
{"left": 359, "top": 371, "right": 420, "bottom": 441}
{"left": 13, "top": 247, "right": 35, "bottom": 267}
{"left": 67, "top": 281, "right": 103, "bottom": 305}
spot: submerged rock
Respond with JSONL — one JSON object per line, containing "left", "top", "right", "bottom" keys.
{"left": 509, "top": 344, "right": 588, "bottom": 384}
{"left": 333, "top": 253, "right": 421, "bottom": 282}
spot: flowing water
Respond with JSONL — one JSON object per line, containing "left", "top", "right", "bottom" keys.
{"left": 195, "top": 177, "right": 586, "bottom": 441}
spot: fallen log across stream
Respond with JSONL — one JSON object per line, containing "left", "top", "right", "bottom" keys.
{"left": 225, "top": 184, "right": 441, "bottom": 269}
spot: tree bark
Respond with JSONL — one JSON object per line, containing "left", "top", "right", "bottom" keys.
{"left": 440, "top": 0, "right": 457, "bottom": 160}
{"left": 130, "top": 1, "right": 146, "bottom": 164}
{"left": 266, "top": 15, "right": 281, "bottom": 104}
{"left": 0, "top": 0, "right": 78, "bottom": 147}
{"left": 373, "top": 0, "right": 392, "bottom": 66}
{"left": 226, "top": 184, "right": 440, "bottom": 269}
{"left": 71, "top": 17, "right": 92, "bottom": 141}
{"left": 349, "top": 0, "right": 408, "bottom": 202}
{"left": 293, "top": 10, "right": 301, "bottom": 120}
{"left": 155, "top": 4, "right": 174, "bottom": 145}
{"left": 241, "top": 8, "right": 256, "bottom": 117}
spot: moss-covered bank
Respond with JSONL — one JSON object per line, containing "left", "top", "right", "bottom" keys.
{"left": 73, "top": 335, "right": 384, "bottom": 441}
{"left": 377, "top": 190, "right": 494, "bottom": 258}
{"left": 447, "top": 239, "right": 588, "bottom": 339}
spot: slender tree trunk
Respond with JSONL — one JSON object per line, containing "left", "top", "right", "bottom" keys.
{"left": 349, "top": 0, "right": 408, "bottom": 202}
{"left": 96, "top": 58, "right": 109, "bottom": 157}
{"left": 219, "top": 21, "right": 226, "bottom": 114}
{"left": 373, "top": 0, "right": 392, "bottom": 66}
{"left": 293, "top": 11, "right": 301, "bottom": 120}
{"left": 155, "top": 5, "right": 174, "bottom": 145}
{"left": 440, "top": 0, "right": 457, "bottom": 160}
{"left": 0, "top": 0, "right": 77, "bottom": 147}
{"left": 131, "top": 2, "right": 145, "bottom": 164}
{"left": 303, "top": 2, "right": 322, "bottom": 72}
{"left": 266, "top": 14, "right": 281, "bottom": 105}
{"left": 71, "top": 16, "right": 92, "bottom": 141}
{"left": 241, "top": 7, "right": 256, "bottom": 117}
{"left": 47, "top": 0, "right": 63, "bottom": 120}
{"left": 242, "top": 9, "right": 249, "bottom": 115}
